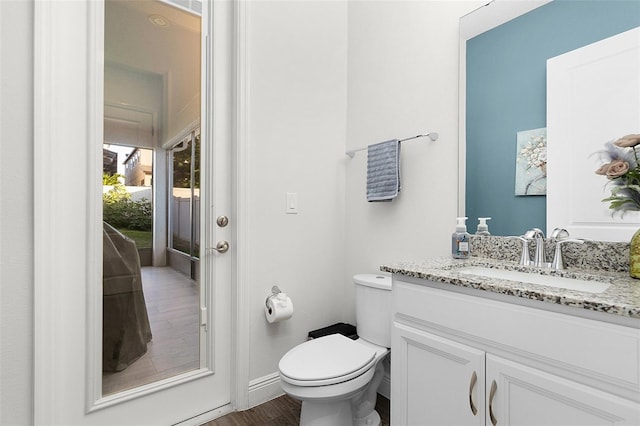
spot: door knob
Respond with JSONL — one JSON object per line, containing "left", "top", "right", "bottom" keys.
{"left": 209, "top": 241, "right": 229, "bottom": 254}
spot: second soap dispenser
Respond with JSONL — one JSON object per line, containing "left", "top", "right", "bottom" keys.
{"left": 475, "top": 217, "right": 491, "bottom": 236}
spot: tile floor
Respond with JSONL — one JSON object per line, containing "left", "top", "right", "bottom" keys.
{"left": 103, "top": 266, "right": 200, "bottom": 395}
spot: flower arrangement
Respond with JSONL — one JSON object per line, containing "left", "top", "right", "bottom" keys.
{"left": 595, "top": 134, "right": 640, "bottom": 213}
{"left": 519, "top": 133, "right": 547, "bottom": 173}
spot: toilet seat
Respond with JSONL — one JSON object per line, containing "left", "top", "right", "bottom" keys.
{"left": 279, "top": 334, "right": 377, "bottom": 387}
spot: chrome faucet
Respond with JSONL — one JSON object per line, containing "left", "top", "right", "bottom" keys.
{"left": 506, "top": 235, "right": 531, "bottom": 266}
{"left": 550, "top": 228, "right": 569, "bottom": 240}
{"left": 524, "top": 228, "right": 546, "bottom": 267}
{"left": 551, "top": 238, "right": 584, "bottom": 269}
{"left": 549, "top": 228, "right": 586, "bottom": 269}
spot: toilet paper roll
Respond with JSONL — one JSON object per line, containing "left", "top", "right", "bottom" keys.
{"left": 265, "top": 293, "right": 294, "bottom": 323}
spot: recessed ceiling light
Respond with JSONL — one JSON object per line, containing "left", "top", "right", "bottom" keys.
{"left": 148, "top": 14, "right": 170, "bottom": 27}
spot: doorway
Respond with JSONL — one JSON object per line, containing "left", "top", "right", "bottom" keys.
{"left": 34, "top": 0, "right": 235, "bottom": 423}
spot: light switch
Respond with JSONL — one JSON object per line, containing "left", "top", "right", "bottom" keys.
{"left": 286, "top": 192, "right": 298, "bottom": 214}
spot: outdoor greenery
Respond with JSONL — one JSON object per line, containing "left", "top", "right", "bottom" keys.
{"left": 118, "top": 228, "right": 153, "bottom": 249}
{"left": 172, "top": 136, "right": 200, "bottom": 189}
{"left": 102, "top": 173, "right": 124, "bottom": 185}
{"left": 103, "top": 174, "right": 153, "bottom": 234}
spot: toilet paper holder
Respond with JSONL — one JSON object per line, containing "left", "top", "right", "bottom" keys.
{"left": 265, "top": 285, "right": 283, "bottom": 310}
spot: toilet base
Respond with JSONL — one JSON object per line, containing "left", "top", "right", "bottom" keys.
{"left": 298, "top": 399, "right": 382, "bottom": 426}
{"left": 299, "top": 399, "right": 352, "bottom": 426}
{"left": 354, "top": 410, "right": 381, "bottom": 426}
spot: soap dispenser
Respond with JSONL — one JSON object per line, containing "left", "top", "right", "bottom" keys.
{"left": 452, "top": 217, "right": 471, "bottom": 259}
{"left": 476, "top": 217, "right": 491, "bottom": 236}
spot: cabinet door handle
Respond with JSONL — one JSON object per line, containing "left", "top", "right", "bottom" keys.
{"left": 489, "top": 380, "right": 498, "bottom": 426}
{"left": 468, "top": 370, "right": 478, "bottom": 416}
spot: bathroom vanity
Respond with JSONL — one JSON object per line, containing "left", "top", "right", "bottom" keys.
{"left": 383, "top": 257, "right": 640, "bottom": 425}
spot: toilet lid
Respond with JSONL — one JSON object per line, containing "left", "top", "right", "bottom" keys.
{"left": 279, "top": 334, "right": 376, "bottom": 385}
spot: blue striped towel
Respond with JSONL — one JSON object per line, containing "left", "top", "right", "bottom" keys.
{"left": 367, "top": 139, "right": 401, "bottom": 202}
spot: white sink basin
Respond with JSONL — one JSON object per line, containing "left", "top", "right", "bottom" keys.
{"left": 456, "top": 266, "right": 611, "bottom": 294}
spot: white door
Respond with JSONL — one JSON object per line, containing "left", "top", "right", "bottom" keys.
{"left": 34, "top": 1, "right": 233, "bottom": 424}
{"left": 547, "top": 26, "right": 640, "bottom": 242}
{"left": 486, "top": 354, "right": 640, "bottom": 426}
{"left": 391, "top": 322, "right": 485, "bottom": 426}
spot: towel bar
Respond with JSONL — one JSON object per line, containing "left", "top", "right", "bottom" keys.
{"left": 345, "top": 132, "right": 439, "bottom": 158}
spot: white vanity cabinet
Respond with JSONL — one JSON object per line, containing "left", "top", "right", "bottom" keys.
{"left": 391, "top": 278, "right": 640, "bottom": 426}
{"left": 392, "top": 322, "right": 485, "bottom": 425}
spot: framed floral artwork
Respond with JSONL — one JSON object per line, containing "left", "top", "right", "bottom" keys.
{"left": 515, "top": 127, "right": 547, "bottom": 195}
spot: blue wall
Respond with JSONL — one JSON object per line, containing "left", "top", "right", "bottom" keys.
{"left": 466, "top": 0, "right": 640, "bottom": 236}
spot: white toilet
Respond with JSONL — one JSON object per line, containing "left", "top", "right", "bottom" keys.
{"left": 278, "top": 274, "right": 392, "bottom": 426}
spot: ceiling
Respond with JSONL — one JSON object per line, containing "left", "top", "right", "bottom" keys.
{"left": 105, "top": 0, "right": 200, "bottom": 76}
{"left": 104, "top": 0, "right": 201, "bottom": 145}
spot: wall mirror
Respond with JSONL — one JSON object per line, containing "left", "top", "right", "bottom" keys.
{"left": 459, "top": 0, "right": 640, "bottom": 240}
{"left": 102, "top": 0, "right": 202, "bottom": 396}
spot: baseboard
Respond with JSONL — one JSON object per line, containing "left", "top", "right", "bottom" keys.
{"left": 247, "top": 371, "right": 392, "bottom": 408}
{"left": 174, "top": 404, "right": 234, "bottom": 426}
{"left": 248, "top": 372, "right": 285, "bottom": 408}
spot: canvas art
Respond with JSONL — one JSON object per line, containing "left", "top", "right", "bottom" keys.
{"left": 515, "top": 128, "right": 547, "bottom": 196}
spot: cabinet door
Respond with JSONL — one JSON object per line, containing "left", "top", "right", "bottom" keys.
{"left": 392, "top": 322, "right": 485, "bottom": 426}
{"left": 486, "top": 354, "right": 640, "bottom": 426}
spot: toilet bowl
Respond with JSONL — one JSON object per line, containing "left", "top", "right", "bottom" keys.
{"left": 278, "top": 274, "right": 392, "bottom": 426}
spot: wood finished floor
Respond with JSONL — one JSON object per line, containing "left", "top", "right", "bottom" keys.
{"left": 204, "top": 394, "right": 390, "bottom": 426}
{"left": 103, "top": 266, "right": 200, "bottom": 395}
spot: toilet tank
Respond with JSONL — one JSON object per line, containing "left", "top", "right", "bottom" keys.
{"left": 354, "top": 274, "right": 392, "bottom": 347}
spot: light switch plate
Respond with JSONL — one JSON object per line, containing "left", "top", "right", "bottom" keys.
{"left": 286, "top": 192, "right": 298, "bottom": 214}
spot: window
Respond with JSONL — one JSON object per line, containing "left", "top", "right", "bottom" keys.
{"left": 169, "top": 131, "right": 200, "bottom": 259}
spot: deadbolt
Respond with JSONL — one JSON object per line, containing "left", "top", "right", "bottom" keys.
{"left": 216, "top": 215, "right": 229, "bottom": 227}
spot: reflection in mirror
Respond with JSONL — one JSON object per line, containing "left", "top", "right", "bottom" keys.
{"left": 102, "top": 0, "right": 202, "bottom": 395}
{"left": 170, "top": 132, "right": 201, "bottom": 276}
{"left": 461, "top": 0, "right": 640, "bottom": 238}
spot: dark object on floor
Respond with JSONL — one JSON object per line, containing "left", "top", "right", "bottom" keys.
{"left": 307, "top": 322, "right": 358, "bottom": 340}
{"left": 103, "top": 222, "right": 152, "bottom": 372}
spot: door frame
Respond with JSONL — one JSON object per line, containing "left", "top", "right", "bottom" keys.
{"left": 33, "top": 0, "right": 250, "bottom": 422}
{"left": 231, "top": 0, "right": 251, "bottom": 411}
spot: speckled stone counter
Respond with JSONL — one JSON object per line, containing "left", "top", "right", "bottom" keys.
{"left": 381, "top": 257, "right": 640, "bottom": 320}
{"left": 469, "top": 235, "right": 630, "bottom": 272}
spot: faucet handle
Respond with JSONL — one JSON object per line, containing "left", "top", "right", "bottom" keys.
{"left": 551, "top": 228, "right": 570, "bottom": 240}
{"left": 506, "top": 236, "right": 531, "bottom": 266}
{"left": 552, "top": 238, "right": 585, "bottom": 270}
{"left": 524, "top": 228, "right": 545, "bottom": 239}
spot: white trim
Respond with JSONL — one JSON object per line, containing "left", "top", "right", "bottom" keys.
{"left": 90, "top": 370, "right": 214, "bottom": 412}
{"left": 33, "top": 1, "right": 56, "bottom": 422}
{"left": 459, "top": 0, "right": 552, "bottom": 40}
{"left": 457, "top": 21, "right": 466, "bottom": 217}
{"left": 174, "top": 404, "right": 235, "bottom": 426}
{"left": 233, "top": 0, "right": 251, "bottom": 411}
{"left": 162, "top": 118, "right": 201, "bottom": 149}
{"left": 200, "top": 0, "right": 213, "bottom": 372}
{"left": 86, "top": 0, "right": 105, "bottom": 412}
{"left": 248, "top": 373, "right": 284, "bottom": 409}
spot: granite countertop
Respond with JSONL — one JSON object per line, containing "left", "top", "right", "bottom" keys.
{"left": 381, "top": 257, "right": 640, "bottom": 320}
